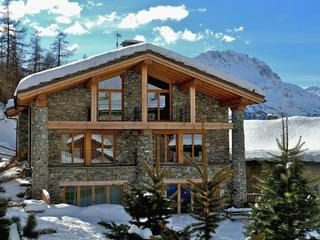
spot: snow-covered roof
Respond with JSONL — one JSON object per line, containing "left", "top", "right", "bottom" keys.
{"left": 245, "top": 116, "right": 320, "bottom": 162}
{"left": 15, "top": 42, "right": 263, "bottom": 96}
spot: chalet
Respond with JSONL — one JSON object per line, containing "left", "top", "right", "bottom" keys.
{"left": 7, "top": 41, "right": 264, "bottom": 212}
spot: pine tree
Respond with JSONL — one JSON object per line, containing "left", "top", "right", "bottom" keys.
{"left": 190, "top": 119, "right": 232, "bottom": 240}
{"left": 28, "top": 30, "right": 43, "bottom": 73}
{"left": 0, "top": 0, "right": 27, "bottom": 101}
{"left": 246, "top": 118, "right": 320, "bottom": 240}
{"left": 22, "top": 214, "right": 56, "bottom": 239}
{"left": 51, "top": 31, "right": 75, "bottom": 67}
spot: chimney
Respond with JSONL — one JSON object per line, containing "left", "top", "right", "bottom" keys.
{"left": 120, "top": 39, "right": 143, "bottom": 47}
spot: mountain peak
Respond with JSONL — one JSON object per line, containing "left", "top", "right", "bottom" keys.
{"left": 195, "top": 50, "right": 320, "bottom": 119}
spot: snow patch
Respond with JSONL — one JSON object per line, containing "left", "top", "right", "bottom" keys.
{"left": 23, "top": 199, "right": 47, "bottom": 212}
{"left": 8, "top": 223, "right": 19, "bottom": 240}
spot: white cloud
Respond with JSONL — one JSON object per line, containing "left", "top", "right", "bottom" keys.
{"left": 234, "top": 26, "right": 244, "bottom": 32}
{"left": 3, "top": 0, "right": 82, "bottom": 20}
{"left": 67, "top": 43, "right": 79, "bottom": 52}
{"left": 134, "top": 35, "right": 146, "bottom": 42}
{"left": 97, "top": 12, "right": 118, "bottom": 25}
{"left": 31, "top": 23, "right": 59, "bottom": 37}
{"left": 119, "top": 5, "right": 189, "bottom": 29}
{"left": 215, "top": 32, "right": 236, "bottom": 42}
{"left": 245, "top": 40, "right": 251, "bottom": 44}
{"left": 84, "top": 20, "right": 95, "bottom": 29}
{"left": 64, "top": 22, "right": 89, "bottom": 35}
{"left": 153, "top": 26, "right": 202, "bottom": 44}
{"left": 55, "top": 16, "right": 72, "bottom": 24}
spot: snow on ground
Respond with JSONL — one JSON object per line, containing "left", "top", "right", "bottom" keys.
{"left": 245, "top": 116, "right": 320, "bottom": 162}
{"left": 0, "top": 102, "right": 16, "bottom": 158}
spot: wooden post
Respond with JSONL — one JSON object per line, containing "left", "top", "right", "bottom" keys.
{"left": 201, "top": 116, "right": 208, "bottom": 181}
{"left": 91, "top": 81, "right": 97, "bottom": 122}
{"left": 141, "top": 63, "right": 148, "bottom": 123}
{"left": 177, "top": 184, "right": 181, "bottom": 214}
{"left": 177, "top": 133, "right": 184, "bottom": 164}
{"left": 84, "top": 132, "right": 91, "bottom": 165}
{"left": 189, "top": 85, "right": 196, "bottom": 123}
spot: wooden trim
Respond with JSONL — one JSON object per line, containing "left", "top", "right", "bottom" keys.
{"left": 84, "top": 132, "right": 91, "bottom": 165}
{"left": 163, "top": 178, "right": 203, "bottom": 184}
{"left": 92, "top": 186, "right": 95, "bottom": 204}
{"left": 91, "top": 81, "right": 97, "bottom": 122}
{"left": 189, "top": 85, "right": 196, "bottom": 123}
{"left": 18, "top": 55, "right": 147, "bottom": 105}
{"left": 49, "top": 121, "right": 233, "bottom": 130}
{"left": 177, "top": 184, "right": 181, "bottom": 214}
{"left": 35, "top": 94, "right": 46, "bottom": 107}
{"left": 141, "top": 63, "right": 148, "bottom": 122}
{"left": 60, "top": 180, "right": 127, "bottom": 187}
{"left": 177, "top": 133, "right": 183, "bottom": 164}
{"left": 178, "top": 79, "right": 197, "bottom": 91}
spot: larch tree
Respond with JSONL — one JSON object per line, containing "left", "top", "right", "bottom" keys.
{"left": 28, "top": 30, "right": 43, "bottom": 74}
{"left": 51, "top": 31, "right": 75, "bottom": 67}
{"left": 246, "top": 118, "right": 320, "bottom": 240}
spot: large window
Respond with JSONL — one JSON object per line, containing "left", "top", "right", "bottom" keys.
{"left": 97, "top": 76, "right": 122, "bottom": 121}
{"left": 166, "top": 183, "right": 193, "bottom": 214}
{"left": 183, "top": 134, "right": 202, "bottom": 162}
{"left": 64, "top": 184, "right": 123, "bottom": 206}
{"left": 155, "top": 134, "right": 177, "bottom": 163}
{"left": 91, "top": 134, "right": 115, "bottom": 164}
{"left": 61, "top": 134, "right": 84, "bottom": 164}
{"left": 147, "top": 77, "right": 170, "bottom": 121}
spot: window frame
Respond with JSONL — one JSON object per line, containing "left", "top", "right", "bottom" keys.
{"left": 91, "top": 133, "right": 116, "bottom": 164}
{"left": 96, "top": 76, "right": 124, "bottom": 121}
{"left": 147, "top": 78, "right": 172, "bottom": 121}
{"left": 61, "top": 133, "right": 85, "bottom": 164}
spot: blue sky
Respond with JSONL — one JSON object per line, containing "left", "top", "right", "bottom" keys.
{"left": 7, "top": 0, "right": 320, "bottom": 87}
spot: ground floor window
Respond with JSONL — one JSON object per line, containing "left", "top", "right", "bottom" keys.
{"left": 166, "top": 182, "right": 193, "bottom": 214}
{"left": 61, "top": 133, "right": 85, "bottom": 164}
{"left": 63, "top": 184, "right": 123, "bottom": 207}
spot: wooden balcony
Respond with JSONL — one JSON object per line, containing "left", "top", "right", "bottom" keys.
{"left": 48, "top": 121, "right": 233, "bottom": 130}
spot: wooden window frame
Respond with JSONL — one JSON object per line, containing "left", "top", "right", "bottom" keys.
{"left": 96, "top": 76, "right": 124, "bottom": 121}
{"left": 182, "top": 133, "right": 202, "bottom": 163}
{"left": 147, "top": 81, "right": 172, "bottom": 121}
{"left": 61, "top": 133, "right": 85, "bottom": 164}
{"left": 63, "top": 183, "right": 124, "bottom": 207}
{"left": 60, "top": 131, "right": 116, "bottom": 165}
{"left": 91, "top": 133, "right": 116, "bottom": 164}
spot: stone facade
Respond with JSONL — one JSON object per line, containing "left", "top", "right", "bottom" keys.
{"left": 231, "top": 109, "right": 246, "bottom": 207}
{"left": 30, "top": 103, "right": 49, "bottom": 198}
{"left": 27, "top": 69, "right": 236, "bottom": 204}
{"left": 18, "top": 109, "right": 28, "bottom": 154}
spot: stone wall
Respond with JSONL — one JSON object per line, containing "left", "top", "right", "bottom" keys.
{"left": 47, "top": 86, "right": 91, "bottom": 121}
{"left": 171, "top": 85, "right": 190, "bottom": 121}
{"left": 123, "top": 70, "right": 141, "bottom": 121}
{"left": 18, "top": 109, "right": 28, "bottom": 154}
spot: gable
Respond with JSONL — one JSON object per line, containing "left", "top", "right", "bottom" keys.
{"left": 15, "top": 43, "right": 265, "bottom": 108}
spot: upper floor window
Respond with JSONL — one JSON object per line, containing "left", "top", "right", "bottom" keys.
{"left": 91, "top": 134, "right": 115, "bottom": 164}
{"left": 61, "top": 133, "right": 84, "bottom": 164}
{"left": 147, "top": 77, "right": 170, "bottom": 121}
{"left": 97, "top": 76, "right": 122, "bottom": 121}
{"left": 183, "top": 134, "right": 202, "bottom": 162}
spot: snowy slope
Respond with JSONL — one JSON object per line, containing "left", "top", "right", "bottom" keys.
{"left": 195, "top": 51, "right": 320, "bottom": 119}
{"left": 306, "top": 86, "right": 320, "bottom": 96}
{"left": 0, "top": 102, "right": 16, "bottom": 158}
{"left": 244, "top": 116, "right": 320, "bottom": 162}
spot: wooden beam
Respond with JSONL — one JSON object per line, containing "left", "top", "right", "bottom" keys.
{"left": 60, "top": 180, "right": 127, "bottom": 187}
{"left": 35, "top": 94, "right": 46, "bottom": 107}
{"left": 178, "top": 79, "right": 197, "bottom": 91}
{"left": 141, "top": 63, "right": 148, "bottom": 123}
{"left": 84, "top": 132, "right": 91, "bottom": 165}
{"left": 91, "top": 81, "right": 97, "bottom": 122}
{"left": 220, "top": 97, "right": 248, "bottom": 110}
{"left": 189, "top": 85, "right": 196, "bottom": 123}
{"left": 48, "top": 121, "right": 234, "bottom": 130}
{"left": 177, "top": 133, "right": 184, "bottom": 164}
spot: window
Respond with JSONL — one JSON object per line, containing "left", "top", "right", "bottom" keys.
{"left": 80, "top": 186, "right": 93, "bottom": 207}
{"left": 166, "top": 183, "right": 193, "bottom": 214}
{"left": 63, "top": 184, "right": 123, "bottom": 206}
{"left": 97, "top": 76, "right": 122, "bottom": 121}
{"left": 61, "top": 134, "right": 84, "bottom": 164}
{"left": 155, "top": 134, "right": 177, "bottom": 163}
{"left": 91, "top": 134, "right": 115, "bottom": 164}
{"left": 94, "top": 186, "right": 106, "bottom": 205}
{"left": 147, "top": 77, "right": 170, "bottom": 121}
{"left": 183, "top": 134, "right": 202, "bottom": 162}
{"left": 65, "top": 186, "right": 77, "bottom": 205}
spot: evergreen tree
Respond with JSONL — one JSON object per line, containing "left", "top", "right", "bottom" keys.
{"left": 190, "top": 120, "right": 232, "bottom": 240}
{"left": 22, "top": 214, "right": 56, "bottom": 239}
{"left": 246, "top": 118, "right": 320, "bottom": 240}
{"left": 28, "top": 30, "right": 43, "bottom": 73}
{"left": 41, "top": 51, "right": 55, "bottom": 71}
{"left": 51, "top": 31, "right": 75, "bottom": 67}
{"left": 0, "top": 0, "right": 27, "bottom": 101}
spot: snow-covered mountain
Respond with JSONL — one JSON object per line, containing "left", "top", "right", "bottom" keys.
{"left": 195, "top": 50, "right": 320, "bottom": 119}
{"left": 306, "top": 86, "right": 320, "bottom": 96}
